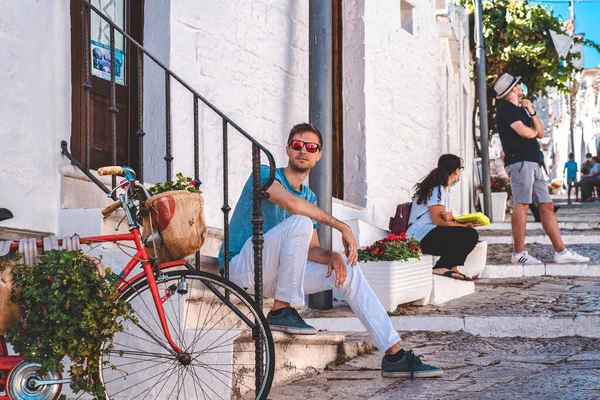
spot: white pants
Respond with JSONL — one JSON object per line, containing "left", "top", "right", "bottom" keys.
{"left": 229, "top": 215, "right": 401, "bottom": 352}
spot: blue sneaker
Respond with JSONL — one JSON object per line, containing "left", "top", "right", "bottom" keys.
{"left": 266, "top": 307, "right": 317, "bottom": 335}
{"left": 381, "top": 350, "right": 443, "bottom": 378}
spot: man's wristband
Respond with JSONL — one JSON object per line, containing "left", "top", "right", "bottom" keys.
{"left": 530, "top": 111, "right": 537, "bottom": 117}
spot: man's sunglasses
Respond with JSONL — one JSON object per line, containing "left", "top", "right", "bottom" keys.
{"left": 288, "top": 140, "right": 321, "bottom": 153}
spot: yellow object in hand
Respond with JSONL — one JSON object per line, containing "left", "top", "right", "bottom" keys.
{"left": 454, "top": 212, "right": 490, "bottom": 226}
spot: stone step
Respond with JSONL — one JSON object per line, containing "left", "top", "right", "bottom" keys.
{"left": 477, "top": 221, "right": 600, "bottom": 231}
{"left": 332, "top": 198, "right": 370, "bottom": 223}
{"left": 486, "top": 243, "right": 599, "bottom": 266}
{"left": 480, "top": 233, "right": 600, "bottom": 245}
{"left": 304, "top": 314, "right": 600, "bottom": 339}
{"left": 60, "top": 164, "right": 116, "bottom": 209}
{"left": 429, "top": 274, "right": 474, "bottom": 305}
{"left": 481, "top": 263, "right": 600, "bottom": 278}
{"left": 268, "top": 331, "right": 373, "bottom": 387}
{"left": 305, "top": 276, "right": 600, "bottom": 338}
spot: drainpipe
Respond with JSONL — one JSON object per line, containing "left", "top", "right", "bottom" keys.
{"left": 474, "top": 0, "right": 492, "bottom": 220}
{"left": 308, "top": 0, "right": 333, "bottom": 310}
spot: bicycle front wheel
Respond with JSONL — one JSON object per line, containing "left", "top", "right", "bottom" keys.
{"left": 100, "top": 270, "right": 275, "bottom": 400}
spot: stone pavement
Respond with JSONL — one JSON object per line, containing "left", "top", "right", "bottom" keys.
{"left": 486, "top": 244, "right": 600, "bottom": 265}
{"left": 269, "top": 332, "right": 600, "bottom": 399}
{"left": 272, "top": 198, "right": 600, "bottom": 398}
{"left": 304, "top": 276, "right": 600, "bottom": 319}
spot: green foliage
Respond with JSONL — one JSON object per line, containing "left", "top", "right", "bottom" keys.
{"left": 458, "top": 0, "right": 600, "bottom": 139}
{"left": 460, "top": 0, "right": 599, "bottom": 98}
{"left": 5, "top": 250, "right": 136, "bottom": 399}
{"left": 134, "top": 172, "right": 202, "bottom": 218}
{"left": 358, "top": 233, "right": 421, "bottom": 263}
{"left": 147, "top": 172, "right": 202, "bottom": 197}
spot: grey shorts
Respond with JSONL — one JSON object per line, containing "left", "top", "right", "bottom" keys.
{"left": 567, "top": 177, "right": 577, "bottom": 186}
{"left": 505, "top": 161, "right": 552, "bottom": 205}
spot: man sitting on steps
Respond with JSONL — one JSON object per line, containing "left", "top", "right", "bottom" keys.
{"left": 218, "top": 123, "right": 442, "bottom": 378}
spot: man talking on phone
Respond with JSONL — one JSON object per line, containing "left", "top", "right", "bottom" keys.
{"left": 493, "top": 73, "right": 589, "bottom": 265}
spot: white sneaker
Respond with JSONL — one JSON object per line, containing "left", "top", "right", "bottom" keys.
{"left": 511, "top": 251, "right": 542, "bottom": 265}
{"left": 554, "top": 249, "right": 590, "bottom": 264}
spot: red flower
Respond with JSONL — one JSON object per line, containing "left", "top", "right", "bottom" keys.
{"left": 400, "top": 232, "right": 407, "bottom": 241}
{"left": 387, "top": 233, "right": 399, "bottom": 241}
{"left": 41, "top": 306, "right": 46, "bottom": 312}
{"left": 47, "top": 276, "right": 51, "bottom": 281}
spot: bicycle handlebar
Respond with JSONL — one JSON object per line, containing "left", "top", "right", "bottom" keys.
{"left": 98, "top": 166, "right": 124, "bottom": 176}
{"left": 102, "top": 200, "right": 122, "bottom": 216}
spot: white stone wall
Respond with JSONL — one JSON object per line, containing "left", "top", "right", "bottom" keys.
{"left": 576, "top": 71, "right": 600, "bottom": 160}
{"left": 0, "top": 0, "right": 476, "bottom": 239}
{"left": 0, "top": 0, "right": 71, "bottom": 234}
{"left": 343, "top": 0, "right": 474, "bottom": 228}
{"left": 543, "top": 70, "right": 600, "bottom": 181}
{"left": 163, "top": 0, "right": 309, "bottom": 228}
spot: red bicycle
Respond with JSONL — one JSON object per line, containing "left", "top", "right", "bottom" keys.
{"left": 0, "top": 166, "right": 274, "bottom": 400}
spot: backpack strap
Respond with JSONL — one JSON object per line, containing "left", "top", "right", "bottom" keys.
{"left": 407, "top": 210, "right": 428, "bottom": 230}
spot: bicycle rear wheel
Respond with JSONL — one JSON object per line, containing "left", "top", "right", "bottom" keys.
{"left": 100, "top": 270, "right": 275, "bottom": 400}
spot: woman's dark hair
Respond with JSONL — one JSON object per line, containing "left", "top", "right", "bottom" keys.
{"left": 412, "top": 154, "right": 463, "bottom": 205}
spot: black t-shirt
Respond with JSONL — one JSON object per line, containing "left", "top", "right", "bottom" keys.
{"left": 495, "top": 101, "right": 541, "bottom": 166}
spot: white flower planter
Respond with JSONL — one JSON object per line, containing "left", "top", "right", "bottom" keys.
{"left": 478, "top": 192, "right": 508, "bottom": 222}
{"left": 359, "top": 256, "right": 433, "bottom": 312}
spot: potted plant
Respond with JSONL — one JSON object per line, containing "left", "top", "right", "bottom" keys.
{"left": 134, "top": 173, "right": 207, "bottom": 262}
{"left": 478, "top": 176, "right": 509, "bottom": 222}
{"left": 4, "top": 250, "right": 136, "bottom": 399}
{"left": 358, "top": 233, "right": 433, "bottom": 312}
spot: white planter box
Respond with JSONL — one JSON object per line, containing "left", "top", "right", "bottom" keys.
{"left": 359, "top": 256, "right": 433, "bottom": 312}
{"left": 478, "top": 192, "right": 508, "bottom": 222}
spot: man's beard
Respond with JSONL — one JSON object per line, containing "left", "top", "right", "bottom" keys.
{"left": 289, "top": 160, "right": 312, "bottom": 173}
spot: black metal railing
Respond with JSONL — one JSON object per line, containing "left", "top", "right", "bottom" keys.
{"left": 65, "top": 2, "right": 276, "bottom": 395}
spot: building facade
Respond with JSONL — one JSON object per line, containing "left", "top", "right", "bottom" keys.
{"left": 1, "top": 0, "right": 476, "bottom": 240}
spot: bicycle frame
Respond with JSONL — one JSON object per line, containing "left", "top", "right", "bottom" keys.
{"left": 0, "top": 169, "right": 212, "bottom": 398}
{"left": 84, "top": 231, "right": 187, "bottom": 354}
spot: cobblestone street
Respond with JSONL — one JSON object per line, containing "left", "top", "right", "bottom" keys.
{"left": 270, "top": 332, "right": 600, "bottom": 399}
{"left": 284, "top": 201, "right": 600, "bottom": 399}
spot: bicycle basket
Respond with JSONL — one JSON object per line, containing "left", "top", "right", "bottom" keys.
{"left": 143, "top": 190, "right": 208, "bottom": 261}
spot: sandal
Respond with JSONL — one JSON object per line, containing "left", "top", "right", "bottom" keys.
{"left": 433, "top": 268, "right": 472, "bottom": 281}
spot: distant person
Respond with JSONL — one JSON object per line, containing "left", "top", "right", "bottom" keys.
{"left": 493, "top": 72, "right": 589, "bottom": 265}
{"left": 581, "top": 153, "right": 593, "bottom": 176}
{"left": 563, "top": 153, "right": 579, "bottom": 204}
{"left": 490, "top": 152, "right": 510, "bottom": 184}
{"left": 406, "top": 154, "right": 479, "bottom": 281}
{"left": 580, "top": 157, "right": 600, "bottom": 202}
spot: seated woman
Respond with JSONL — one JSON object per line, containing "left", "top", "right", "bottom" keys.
{"left": 406, "top": 154, "right": 479, "bottom": 281}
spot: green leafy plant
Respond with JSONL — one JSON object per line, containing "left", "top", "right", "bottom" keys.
{"left": 134, "top": 172, "right": 202, "bottom": 218}
{"left": 358, "top": 233, "right": 421, "bottom": 263}
{"left": 148, "top": 172, "right": 202, "bottom": 196}
{"left": 457, "top": 0, "right": 600, "bottom": 152}
{"left": 5, "top": 250, "right": 136, "bottom": 399}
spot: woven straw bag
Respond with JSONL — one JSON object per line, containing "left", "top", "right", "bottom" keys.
{"left": 143, "top": 190, "right": 208, "bottom": 261}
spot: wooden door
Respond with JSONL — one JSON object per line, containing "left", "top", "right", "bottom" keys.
{"left": 70, "top": 0, "right": 144, "bottom": 170}
{"left": 332, "top": 0, "right": 344, "bottom": 199}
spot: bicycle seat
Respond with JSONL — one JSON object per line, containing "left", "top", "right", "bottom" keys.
{"left": 0, "top": 208, "right": 13, "bottom": 222}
